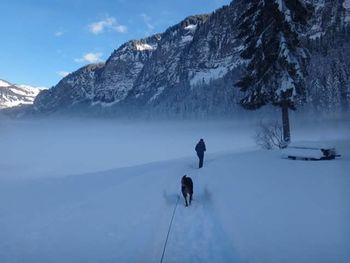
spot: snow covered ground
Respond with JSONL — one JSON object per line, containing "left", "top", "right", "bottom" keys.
{"left": 0, "top": 118, "right": 349, "bottom": 262}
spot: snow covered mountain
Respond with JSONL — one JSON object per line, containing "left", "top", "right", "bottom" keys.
{"left": 33, "top": 0, "right": 350, "bottom": 117}
{"left": 0, "top": 79, "right": 44, "bottom": 109}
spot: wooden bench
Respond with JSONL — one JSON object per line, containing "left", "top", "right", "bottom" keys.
{"left": 282, "top": 142, "right": 341, "bottom": 161}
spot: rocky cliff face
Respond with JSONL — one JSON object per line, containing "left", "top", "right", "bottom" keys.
{"left": 94, "top": 34, "right": 162, "bottom": 105}
{"left": 33, "top": 0, "right": 350, "bottom": 117}
{"left": 35, "top": 34, "right": 162, "bottom": 113}
{"left": 306, "top": 0, "right": 350, "bottom": 38}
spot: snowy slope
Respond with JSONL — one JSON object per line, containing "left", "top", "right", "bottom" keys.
{"left": 0, "top": 144, "right": 349, "bottom": 262}
{"left": 0, "top": 80, "right": 11, "bottom": 87}
{"left": 0, "top": 79, "right": 44, "bottom": 109}
{"left": 0, "top": 119, "right": 349, "bottom": 263}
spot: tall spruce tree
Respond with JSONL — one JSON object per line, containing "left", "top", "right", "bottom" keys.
{"left": 236, "top": 0, "right": 311, "bottom": 143}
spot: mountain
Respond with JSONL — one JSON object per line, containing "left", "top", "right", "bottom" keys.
{"left": 33, "top": 0, "right": 350, "bottom": 118}
{"left": 0, "top": 79, "right": 44, "bottom": 109}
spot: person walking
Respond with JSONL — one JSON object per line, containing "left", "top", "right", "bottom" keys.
{"left": 195, "top": 138, "right": 206, "bottom": 168}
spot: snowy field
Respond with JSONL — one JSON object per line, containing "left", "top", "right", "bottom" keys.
{"left": 0, "top": 117, "right": 349, "bottom": 262}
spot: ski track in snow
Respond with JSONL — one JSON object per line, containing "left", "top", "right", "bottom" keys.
{"left": 163, "top": 178, "right": 236, "bottom": 263}
{"left": 0, "top": 155, "right": 240, "bottom": 263}
{"left": 148, "top": 161, "right": 238, "bottom": 263}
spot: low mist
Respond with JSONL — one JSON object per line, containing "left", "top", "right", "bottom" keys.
{"left": 1, "top": 113, "right": 349, "bottom": 180}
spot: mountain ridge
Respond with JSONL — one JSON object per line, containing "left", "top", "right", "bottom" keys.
{"left": 0, "top": 79, "right": 45, "bottom": 109}
{"left": 32, "top": 0, "right": 350, "bottom": 118}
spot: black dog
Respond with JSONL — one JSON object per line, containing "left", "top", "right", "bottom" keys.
{"left": 181, "top": 175, "right": 193, "bottom": 207}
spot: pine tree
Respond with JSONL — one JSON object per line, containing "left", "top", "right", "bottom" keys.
{"left": 333, "top": 53, "right": 349, "bottom": 113}
{"left": 236, "top": 0, "right": 312, "bottom": 143}
{"left": 317, "top": 74, "right": 327, "bottom": 115}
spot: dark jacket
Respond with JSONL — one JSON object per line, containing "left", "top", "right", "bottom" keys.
{"left": 195, "top": 140, "right": 206, "bottom": 154}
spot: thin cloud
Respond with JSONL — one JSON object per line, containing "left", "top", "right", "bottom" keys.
{"left": 88, "top": 17, "right": 127, "bottom": 34}
{"left": 115, "top": 24, "right": 127, "bottom": 33}
{"left": 140, "top": 13, "right": 155, "bottom": 32}
{"left": 55, "top": 31, "right": 64, "bottom": 37}
{"left": 74, "top": 52, "right": 103, "bottom": 63}
{"left": 57, "top": 71, "right": 70, "bottom": 78}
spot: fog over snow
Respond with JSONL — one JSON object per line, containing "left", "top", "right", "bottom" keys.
{"left": 0, "top": 119, "right": 258, "bottom": 180}
{"left": 0, "top": 116, "right": 349, "bottom": 262}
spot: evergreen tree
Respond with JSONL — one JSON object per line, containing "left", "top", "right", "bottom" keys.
{"left": 236, "top": 0, "right": 312, "bottom": 143}
{"left": 333, "top": 53, "right": 349, "bottom": 112}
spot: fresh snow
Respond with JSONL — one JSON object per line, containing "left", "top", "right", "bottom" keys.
{"left": 17, "top": 84, "right": 47, "bottom": 91}
{"left": 344, "top": 0, "right": 350, "bottom": 9}
{"left": 309, "top": 31, "right": 323, "bottom": 40}
{"left": 282, "top": 142, "right": 339, "bottom": 160}
{"left": 9, "top": 87, "right": 41, "bottom": 98}
{"left": 0, "top": 118, "right": 349, "bottom": 263}
{"left": 344, "top": 0, "right": 350, "bottom": 22}
{"left": 180, "top": 24, "right": 197, "bottom": 44}
{"left": 184, "top": 24, "right": 197, "bottom": 31}
{"left": 0, "top": 81, "right": 43, "bottom": 108}
{"left": 149, "top": 86, "right": 165, "bottom": 102}
{"left": 190, "top": 66, "right": 229, "bottom": 86}
{"left": 0, "top": 80, "right": 45, "bottom": 109}
{"left": 279, "top": 74, "right": 295, "bottom": 92}
{"left": 288, "top": 141, "right": 335, "bottom": 150}
{"left": 181, "top": 35, "right": 193, "bottom": 43}
{"left": 135, "top": 43, "right": 156, "bottom": 51}
{"left": 281, "top": 147, "right": 325, "bottom": 159}
{"left": 0, "top": 79, "right": 11, "bottom": 87}
{"left": 9, "top": 88, "right": 31, "bottom": 96}
{"left": 0, "top": 100, "right": 26, "bottom": 108}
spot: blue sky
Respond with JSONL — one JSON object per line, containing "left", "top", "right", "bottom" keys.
{"left": 0, "top": 0, "right": 230, "bottom": 87}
